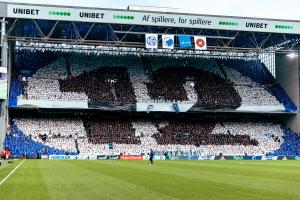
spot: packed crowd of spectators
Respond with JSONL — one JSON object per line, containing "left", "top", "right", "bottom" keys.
{"left": 5, "top": 123, "right": 77, "bottom": 158}
{"left": 22, "top": 54, "right": 137, "bottom": 103}
{"left": 271, "top": 127, "right": 300, "bottom": 156}
{"left": 127, "top": 65, "right": 152, "bottom": 103}
{"left": 266, "top": 84, "right": 297, "bottom": 112}
{"left": 147, "top": 66, "right": 241, "bottom": 108}
{"left": 224, "top": 66, "right": 281, "bottom": 106}
{"left": 5, "top": 117, "right": 297, "bottom": 157}
{"left": 24, "top": 58, "right": 88, "bottom": 101}
{"left": 153, "top": 121, "right": 258, "bottom": 146}
{"left": 60, "top": 68, "right": 116, "bottom": 103}
{"left": 85, "top": 119, "right": 140, "bottom": 145}
{"left": 10, "top": 118, "right": 85, "bottom": 154}
{"left": 11, "top": 51, "right": 296, "bottom": 111}
{"left": 14, "top": 118, "right": 86, "bottom": 138}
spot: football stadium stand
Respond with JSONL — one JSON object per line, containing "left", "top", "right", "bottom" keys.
{"left": 4, "top": 50, "right": 299, "bottom": 158}
{"left": 1, "top": 1, "right": 300, "bottom": 163}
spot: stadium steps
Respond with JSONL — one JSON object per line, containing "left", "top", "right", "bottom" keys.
{"left": 75, "top": 139, "right": 80, "bottom": 154}
{"left": 110, "top": 85, "right": 118, "bottom": 101}
{"left": 217, "top": 62, "right": 228, "bottom": 79}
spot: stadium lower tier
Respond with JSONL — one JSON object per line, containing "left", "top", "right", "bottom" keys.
{"left": 9, "top": 51, "right": 296, "bottom": 112}
{"left": 4, "top": 118, "right": 300, "bottom": 157}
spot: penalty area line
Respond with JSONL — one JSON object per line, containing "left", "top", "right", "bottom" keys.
{"left": 0, "top": 160, "right": 26, "bottom": 187}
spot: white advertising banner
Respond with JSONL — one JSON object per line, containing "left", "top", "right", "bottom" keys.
{"left": 5, "top": 3, "right": 300, "bottom": 34}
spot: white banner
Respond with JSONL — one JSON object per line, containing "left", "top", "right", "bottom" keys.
{"left": 48, "top": 154, "right": 97, "bottom": 160}
{"left": 145, "top": 34, "right": 158, "bottom": 49}
{"left": 162, "top": 34, "right": 174, "bottom": 49}
{"left": 194, "top": 36, "right": 207, "bottom": 50}
{"left": 0, "top": 67, "right": 7, "bottom": 74}
{"left": 5, "top": 3, "right": 300, "bottom": 34}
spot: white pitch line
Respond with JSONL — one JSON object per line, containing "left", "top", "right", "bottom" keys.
{"left": 0, "top": 160, "right": 26, "bottom": 187}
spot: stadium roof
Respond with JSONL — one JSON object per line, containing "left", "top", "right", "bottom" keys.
{"left": 1, "top": 2, "right": 300, "bottom": 53}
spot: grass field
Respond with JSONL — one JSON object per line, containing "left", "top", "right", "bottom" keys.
{"left": 0, "top": 160, "right": 300, "bottom": 200}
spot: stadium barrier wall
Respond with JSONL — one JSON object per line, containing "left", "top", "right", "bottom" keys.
{"left": 88, "top": 102, "right": 136, "bottom": 111}
{"left": 13, "top": 101, "right": 286, "bottom": 112}
{"left": 46, "top": 155, "right": 300, "bottom": 160}
{"left": 236, "top": 105, "right": 285, "bottom": 112}
{"left": 137, "top": 102, "right": 194, "bottom": 112}
{"left": 17, "top": 99, "right": 88, "bottom": 108}
{"left": 143, "top": 155, "right": 166, "bottom": 160}
{"left": 137, "top": 103, "right": 285, "bottom": 112}
{"left": 120, "top": 155, "right": 143, "bottom": 160}
{"left": 48, "top": 155, "right": 97, "bottom": 160}
{"left": 97, "top": 155, "right": 120, "bottom": 160}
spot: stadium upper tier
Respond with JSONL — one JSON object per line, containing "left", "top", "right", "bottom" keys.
{"left": 5, "top": 118, "right": 300, "bottom": 157}
{"left": 9, "top": 50, "right": 296, "bottom": 112}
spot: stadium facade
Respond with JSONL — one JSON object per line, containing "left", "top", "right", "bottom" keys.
{"left": 0, "top": 2, "right": 300, "bottom": 157}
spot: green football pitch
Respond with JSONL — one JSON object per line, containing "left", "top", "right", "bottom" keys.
{"left": 0, "top": 160, "right": 300, "bottom": 200}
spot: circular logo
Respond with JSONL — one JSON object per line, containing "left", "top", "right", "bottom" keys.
{"left": 163, "top": 37, "right": 174, "bottom": 47}
{"left": 195, "top": 38, "right": 206, "bottom": 48}
{"left": 147, "top": 36, "right": 157, "bottom": 46}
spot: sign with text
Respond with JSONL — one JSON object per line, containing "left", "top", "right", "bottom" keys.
{"left": 120, "top": 155, "right": 143, "bottom": 160}
{"left": 5, "top": 3, "right": 300, "bottom": 34}
{"left": 178, "top": 35, "right": 192, "bottom": 48}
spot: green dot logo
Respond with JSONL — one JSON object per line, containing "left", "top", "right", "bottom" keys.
{"left": 48, "top": 11, "right": 71, "bottom": 16}
{"left": 113, "top": 14, "right": 134, "bottom": 20}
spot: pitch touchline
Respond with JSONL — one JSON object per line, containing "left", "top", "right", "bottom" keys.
{"left": 0, "top": 160, "right": 26, "bottom": 187}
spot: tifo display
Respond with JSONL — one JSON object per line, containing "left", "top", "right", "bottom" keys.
{"left": 3, "top": 51, "right": 299, "bottom": 158}
{"left": 1, "top": 2, "right": 300, "bottom": 200}
{"left": 9, "top": 51, "right": 296, "bottom": 112}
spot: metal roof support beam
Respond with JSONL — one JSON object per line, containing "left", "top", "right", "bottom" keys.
{"left": 82, "top": 23, "right": 95, "bottom": 40}
{"left": 250, "top": 32, "right": 259, "bottom": 49}
{"left": 9, "top": 35, "right": 296, "bottom": 53}
{"left": 226, "top": 31, "right": 239, "bottom": 47}
{"left": 282, "top": 34, "right": 291, "bottom": 49}
{"left": 259, "top": 33, "right": 272, "bottom": 49}
{"left": 108, "top": 24, "right": 120, "bottom": 42}
{"left": 6, "top": 19, "right": 18, "bottom": 35}
{"left": 216, "top": 30, "right": 227, "bottom": 47}
{"left": 46, "top": 21, "right": 59, "bottom": 38}
{"left": 33, "top": 20, "right": 46, "bottom": 38}
{"left": 290, "top": 38, "right": 300, "bottom": 49}
{"left": 119, "top": 25, "right": 135, "bottom": 42}
{"left": 71, "top": 22, "right": 83, "bottom": 40}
